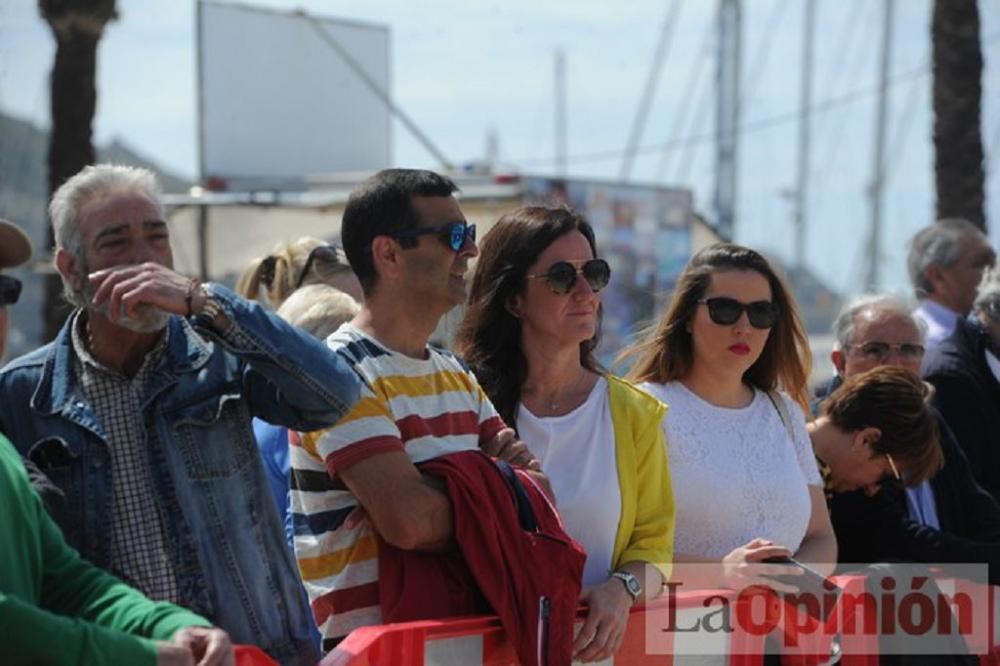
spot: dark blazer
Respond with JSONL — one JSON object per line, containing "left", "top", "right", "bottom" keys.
{"left": 815, "top": 377, "right": 1000, "bottom": 584}
{"left": 922, "top": 316, "right": 1000, "bottom": 501}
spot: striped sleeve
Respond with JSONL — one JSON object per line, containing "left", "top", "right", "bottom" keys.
{"left": 310, "top": 383, "right": 405, "bottom": 476}
{"left": 475, "top": 383, "right": 506, "bottom": 445}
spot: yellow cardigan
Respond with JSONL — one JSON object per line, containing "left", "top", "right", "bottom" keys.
{"left": 606, "top": 375, "right": 676, "bottom": 578}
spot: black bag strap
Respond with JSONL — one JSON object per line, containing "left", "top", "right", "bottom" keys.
{"left": 765, "top": 389, "right": 796, "bottom": 442}
{"left": 495, "top": 459, "right": 538, "bottom": 532}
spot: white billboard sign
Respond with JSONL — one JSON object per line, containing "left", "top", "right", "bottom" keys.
{"left": 198, "top": 1, "right": 390, "bottom": 185}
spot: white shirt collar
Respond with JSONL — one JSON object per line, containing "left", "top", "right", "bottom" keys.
{"left": 917, "top": 299, "right": 960, "bottom": 328}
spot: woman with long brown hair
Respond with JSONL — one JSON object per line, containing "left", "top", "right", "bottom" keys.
{"left": 457, "top": 206, "right": 674, "bottom": 663}
{"left": 623, "top": 242, "right": 836, "bottom": 586}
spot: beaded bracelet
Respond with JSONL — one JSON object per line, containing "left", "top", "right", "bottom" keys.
{"left": 185, "top": 277, "right": 201, "bottom": 317}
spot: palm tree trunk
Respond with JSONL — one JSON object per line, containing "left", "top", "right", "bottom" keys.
{"left": 40, "top": 1, "right": 116, "bottom": 341}
{"left": 932, "top": 0, "right": 986, "bottom": 231}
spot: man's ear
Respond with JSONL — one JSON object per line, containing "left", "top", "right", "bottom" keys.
{"left": 853, "top": 426, "right": 882, "bottom": 450}
{"left": 55, "top": 248, "right": 81, "bottom": 290}
{"left": 924, "top": 264, "right": 945, "bottom": 294}
{"left": 370, "top": 236, "right": 402, "bottom": 282}
{"left": 831, "top": 349, "right": 846, "bottom": 377}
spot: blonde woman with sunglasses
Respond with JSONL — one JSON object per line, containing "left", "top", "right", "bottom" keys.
{"left": 456, "top": 206, "right": 674, "bottom": 663}
{"left": 622, "top": 242, "right": 837, "bottom": 590}
{"left": 236, "top": 237, "right": 362, "bottom": 308}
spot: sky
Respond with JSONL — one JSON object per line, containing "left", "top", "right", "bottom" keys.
{"left": 1, "top": 0, "right": 998, "bottom": 298}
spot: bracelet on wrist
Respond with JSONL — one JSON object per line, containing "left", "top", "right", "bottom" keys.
{"left": 185, "top": 278, "right": 201, "bottom": 317}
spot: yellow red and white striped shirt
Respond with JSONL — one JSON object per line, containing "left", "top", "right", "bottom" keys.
{"left": 289, "top": 324, "right": 504, "bottom": 650}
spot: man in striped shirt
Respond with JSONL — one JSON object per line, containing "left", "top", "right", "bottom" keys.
{"left": 290, "top": 169, "right": 540, "bottom": 651}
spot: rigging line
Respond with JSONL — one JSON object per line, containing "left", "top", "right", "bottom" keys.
{"left": 739, "top": 0, "right": 792, "bottom": 115}
{"left": 620, "top": 0, "right": 685, "bottom": 181}
{"left": 673, "top": 61, "right": 714, "bottom": 186}
{"left": 814, "top": 0, "right": 880, "bottom": 186}
{"left": 655, "top": 14, "right": 714, "bottom": 182}
{"left": 510, "top": 30, "right": 1000, "bottom": 171}
{"left": 301, "top": 12, "right": 453, "bottom": 170}
{"left": 822, "top": 0, "right": 873, "bottom": 100}
{"left": 881, "top": 62, "right": 926, "bottom": 188}
{"left": 514, "top": 62, "right": 933, "bottom": 169}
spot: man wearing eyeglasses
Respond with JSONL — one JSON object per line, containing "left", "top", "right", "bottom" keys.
{"left": 0, "top": 218, "right": 31, "bottom": 361}
{"left": 814, "top": 294, "right": 1000, "bottom": 585}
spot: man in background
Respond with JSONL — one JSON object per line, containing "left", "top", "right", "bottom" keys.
{"left": 908, "top": 218, "right": 995, "bottom": 348}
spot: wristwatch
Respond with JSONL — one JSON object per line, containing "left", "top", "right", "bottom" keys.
{"left": 610, "top": 570, "right": 641, "bottom": 603}
{"left": 194, "top": 284, "right": 231, "bottom": 333}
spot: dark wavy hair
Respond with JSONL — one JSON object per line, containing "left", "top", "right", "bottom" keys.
{"left": 455, "top": 206, "right": 603, "bottom": 428}
{"left": 821, "top": 366, "right": 943, "bottom": 485}
{"left": 622, "top": 242, "right": 812, "bottom": 412}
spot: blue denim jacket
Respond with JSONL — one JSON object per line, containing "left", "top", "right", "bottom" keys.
{"left": 0, "top": 284, "right": 360, "bottom": 665}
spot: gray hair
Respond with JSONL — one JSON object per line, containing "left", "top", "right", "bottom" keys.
{"left": 275, "top": 284, "right": 360, "bottom": 341}
{"left": 49, "top": 164, "right": 162, "bottom": 308}
{"left": 974, "top": 268, "right": 1000, "bottom": 324}
{"left": 49, "top": 164, "right": 162, "bottom": 259}
{"left": 907, "top": 218, "right": 985, "bottom": 298}
{"left": 832, "top": 292, "right": 927, "bottom": 349}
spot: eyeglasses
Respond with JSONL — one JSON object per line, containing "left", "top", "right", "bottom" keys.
{"left": 525, "top": 258, "right": 611, "bottom": 295}
{"left": 0, "top": 275, "right": 21, "bottom": 307}
{"left": 884, "top": 452, "right": 901, "bottom": 482}
{"left": 392, "top": 221, "right": 476, "bottom": 252}
{"left": 296, "top": 245, "right": 342, "bottom": 290}
{"left": 847, "top": 341, "right": 925, "bottom": 363}
{"left": 697, "top": 297, "right": 779, "bottom": 329}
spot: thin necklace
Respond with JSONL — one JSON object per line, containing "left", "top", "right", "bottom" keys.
{"left": 546, "top": 370, "right": 589, "bottom": 412}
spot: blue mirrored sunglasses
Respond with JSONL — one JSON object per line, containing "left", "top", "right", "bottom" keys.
{"left": 392, "top": 221, "right": 476, "bottom": 252}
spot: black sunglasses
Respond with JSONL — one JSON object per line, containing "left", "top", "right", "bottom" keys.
{"left": 296, "top": 245, "right": 342, "bottom": 290}
{"left": 0, "top": 275, "right": 21, "bottom": 307}
{"left": 697, "top": 297, "right": 778, "bottom": 329}
{"left": 392, "top": 221, "right": 476, "bottom": 252}
{"left": 525, "top": 258, "right": 611, "bottom": 295}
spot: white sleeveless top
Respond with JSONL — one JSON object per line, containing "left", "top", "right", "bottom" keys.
{"left": 639, "top": 381, "right": 820, "bottom": 559}
{"left": 517, "top": 377, "right": 620, "bottom": 587}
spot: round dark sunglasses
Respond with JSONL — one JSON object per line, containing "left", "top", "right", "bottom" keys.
{"left": 295, "top": 244, "right": 342, "bottom": 290}
{"left": 525, "top": 258, "right": 611, "bottom": 295}
{"left": 697, "top": 297, "right": 778, "bottom": 329}
{"left": 392, "top": 221, "right": 476, "bottom": 252}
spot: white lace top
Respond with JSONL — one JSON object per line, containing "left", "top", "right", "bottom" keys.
{"left": 639, "top": 381, "right": 821, "bottom": 559}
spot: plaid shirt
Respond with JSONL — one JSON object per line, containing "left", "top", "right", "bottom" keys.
{"left": 71, "top": 312, "right": 181, "bottom": 603}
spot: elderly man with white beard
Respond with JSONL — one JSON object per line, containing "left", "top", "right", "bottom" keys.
{"left": 0, "top": 164, "right": 361, "bottom": 666}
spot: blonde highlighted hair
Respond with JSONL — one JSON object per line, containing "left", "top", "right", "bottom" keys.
{"left": 236, "top": 237, "right": 353, "bottom": 308}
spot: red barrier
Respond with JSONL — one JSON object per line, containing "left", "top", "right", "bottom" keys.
{"left": 319, "top": 575, "right": 999, "bottom": 665}
{"left": 234, "top": 644, "right": 279, "bottom": 666}
{"left": 321, "top": 589, "right": 767, "bottom": 665}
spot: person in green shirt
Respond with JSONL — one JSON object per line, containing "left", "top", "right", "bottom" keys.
{"left": 0, "top": 430, "right": 234, "bottom": 666}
